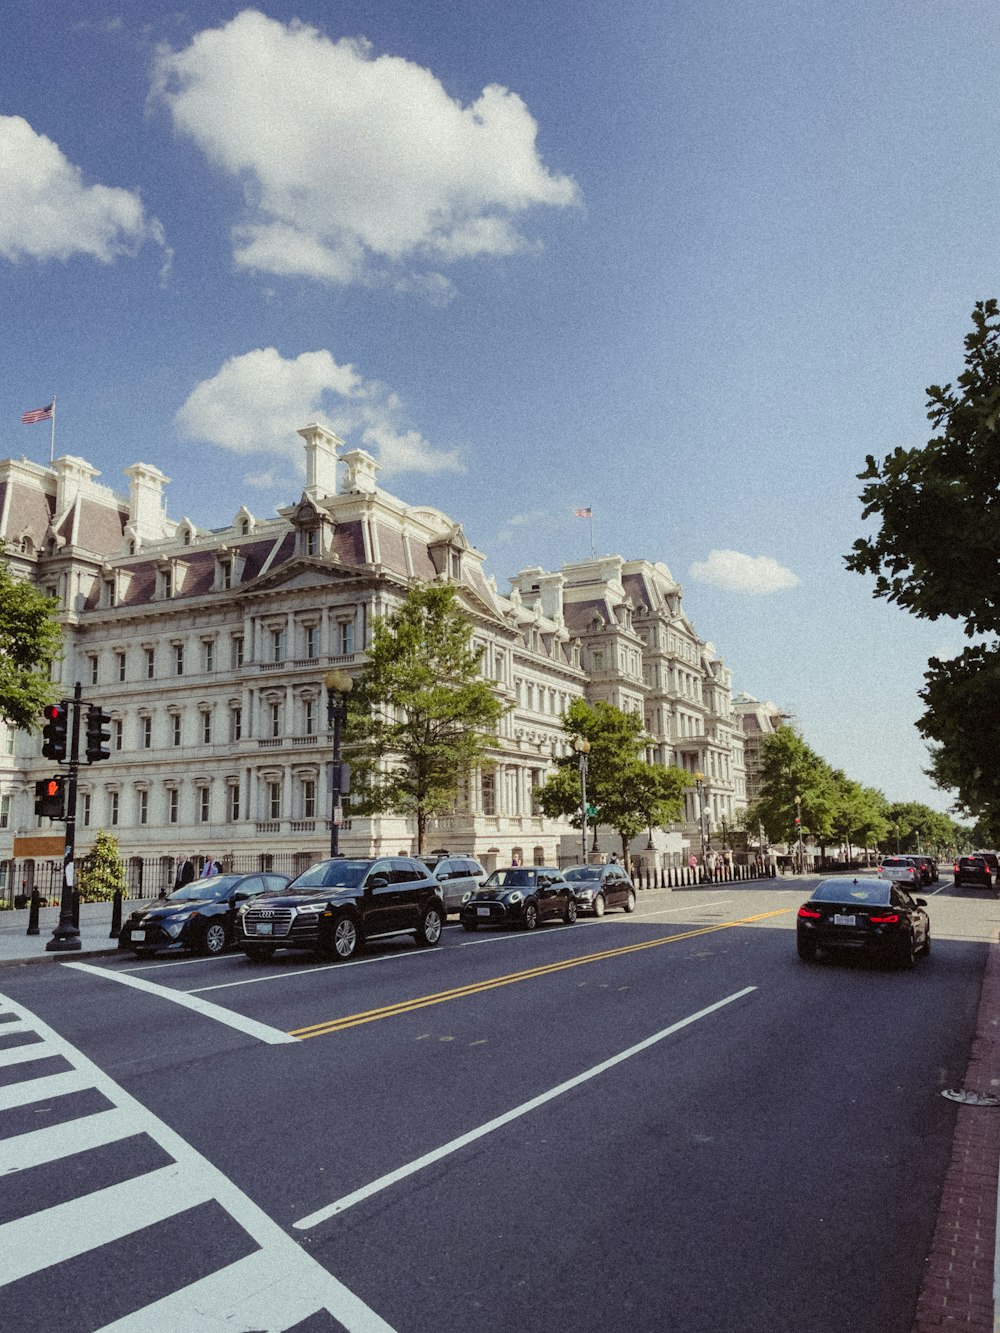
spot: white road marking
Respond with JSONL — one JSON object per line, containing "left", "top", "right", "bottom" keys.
{"left": 0, "top": 1040, "right": 53, "bottom": 1067}
{"left": 294, "top": 984, "right": 757, "bottom": 1230}
{"left": 0, "top": 994, "right": 397, "bottom": 1332}
{"left": 61, "top": 961, "right": 298, "bottom": 1044}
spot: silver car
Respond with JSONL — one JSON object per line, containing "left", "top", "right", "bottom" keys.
{"left": 421, "top": 855, "right": 485, "bottom": 913}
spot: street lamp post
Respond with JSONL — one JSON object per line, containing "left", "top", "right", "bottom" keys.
{"left": 574, "top": 737, "right": 591, "bottom": 865}
{"left": 325, "top": 669, "right": 353, "bottom": 858}
{"left": 794, "top": 792, "right": 804, "bottom": 874}
{"left": 694, "top": 771, "right": 708, "bottom": 865}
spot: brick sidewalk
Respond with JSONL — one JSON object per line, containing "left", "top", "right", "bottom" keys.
{"left": 913, "top": 933, "right": 1000, "bottom": 1331}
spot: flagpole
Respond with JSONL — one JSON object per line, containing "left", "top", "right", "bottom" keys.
{"left": 50, "top": 397, "right": 56, "bottom": 465}
{"left": 590, "top": 510, "right": 595, "bottom": 558}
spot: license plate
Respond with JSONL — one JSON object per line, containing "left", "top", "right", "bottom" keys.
{"left": 833, "top": 914, "right": 856, "bottom": 926}
{"left": 132, "top": 930, "right": 145, "bottom": 942}
{"left": 255, "top": 922, "right": 273, "bottom": 935}
{"left": 476, "top": 907, "right": 491, "bottom": 917}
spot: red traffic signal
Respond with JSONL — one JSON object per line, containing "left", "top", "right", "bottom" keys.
{"left": 41, "top": 702, "right": 69, "bottom": 761}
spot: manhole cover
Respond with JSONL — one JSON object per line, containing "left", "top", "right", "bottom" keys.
{"left": 941, "top": 1089, "right": 1000, "bottom": 1106}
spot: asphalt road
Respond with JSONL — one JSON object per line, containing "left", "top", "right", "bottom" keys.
{"left": 1, "top": 876, "right": 996, "bottom": 1333}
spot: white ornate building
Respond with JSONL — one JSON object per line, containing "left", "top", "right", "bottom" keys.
{"left": 0, "top": 426, "right": 746, "bottom": 887}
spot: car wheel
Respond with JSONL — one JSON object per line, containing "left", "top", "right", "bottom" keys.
{"left": 564, "top": 899, "right": 578, "bottom": 925}
{"left": 897, "top": 931, "right": 918, "bottom": 970}
{"left": 242, "top": 945, "right": 274, "bottom": 964}
{"left": 624, "top": 889, "right": 637, "bottom": 914}
{"left": 199, "top": 921, "right": 228, "bottom": 956}
{"left": 593, "top": 894, "right": 606, "bottom": 918}
{"left": 922, "top": 928, "right": 932, "bottom": 956}
{"left": 796, "top": 936, "right": 816, "bottom": 962}
{"left": 462, "top": 919, "right": 478, "bottom": 932}
{"left": 332, "top": 915, "right": 361, "bottom": 960}
{"left": 522, "top": 902, "right": 538, "bottom": 931}
{"left": 416, "top": 904, "right": 444, "bottom": 946}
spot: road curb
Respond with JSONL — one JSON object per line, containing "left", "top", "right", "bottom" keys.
{"left": 912, "top": 930, "right": 1000, "bottom": 1332}
{"left": 0, "top": 946, "right": 123, "bottom": 969}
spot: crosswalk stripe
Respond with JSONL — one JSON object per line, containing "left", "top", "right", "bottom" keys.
{"left": 0, "top": 1106, "right": 140, "bottom": 1176}
{"left": 0, "top": 1019, "right": 33, "bottom": 1035}
{"left": 0, "top": 1163, "right": 215, "bottom": 1286}
{"left": 0, "top": 1068, "right": 89, "bottom": 1112}
{"left": 0, "top": 1040, "right": 55, "bottom": 1067}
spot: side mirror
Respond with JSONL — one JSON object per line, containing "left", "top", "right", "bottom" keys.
{"left": 367, "top": 874, "right": 389, "bottom": 890}
{"left": 915, "top": 898, "right": 927, "bottom": 907}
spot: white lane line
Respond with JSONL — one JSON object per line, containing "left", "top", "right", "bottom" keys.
{"left": 186, "top": 943, "right": 435, "bottom": 994}
{"left": 117, "top": 954, "right": 235, "bottom": 973}
{"left": 294, "top": 984, "right": 757, "bottom": 1230}
{"left": 0, "top": 1163, "right": 216, "bottom": 1286}
{"left": 0, "top": 1107, "right": 138, "bottom": 1175}
{"left": 61, "top": 961, "right": 297, "bottom": 1044}
{"left": 0, "top": 992, "right": 397, "bottom": 1332}
{"left": 0, "top": 1040, "right": 54, "bottom": 1067}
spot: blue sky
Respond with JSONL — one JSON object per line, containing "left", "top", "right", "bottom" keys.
{"left": 2, "top": 1, "right": 998, "bottom": 816}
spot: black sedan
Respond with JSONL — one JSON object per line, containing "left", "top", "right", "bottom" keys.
{"left": 119, "top": 872, "right": 290, "bottom": 957}
{"left": 461, "top": 867, "right": 577, "bottom": 931}
{"left": 562, "top": 864, "right": 637, "bottom": 916}
{"left": 954, "top": 856, "right": 992, "bottom": 888}
{"left": 796, "top": 877, "right": 929, "bottom": 968}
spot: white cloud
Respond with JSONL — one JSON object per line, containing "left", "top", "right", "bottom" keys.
{"left": 689, "top": 549, "right": 800, "bottom": 594}
{"left": 175, "top": 347, "right": 463, "bottom": 478}
{"left": 152, "top": 9, "right": 579, "bottom": 287}
{"left": 0, "top": 115, "right": 163, "bottom": 265}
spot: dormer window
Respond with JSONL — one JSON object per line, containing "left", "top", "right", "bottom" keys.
{"left": 305, "top": 528, "right": 319, "bottom": 557}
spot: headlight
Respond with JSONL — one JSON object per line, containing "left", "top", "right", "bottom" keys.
{"left": 295, "top": 902, "right": 327, "bottom": 915}
{"left": 576, "top": 888, "right": 594, "bottom": 899}
{"left": 507, "top": 891, "right": 523, "bottom": 905}
{"left": 164, "top": 913, "right": 196, "bottom": 938}
{"left": 462, "top": 891, "right": 472, "bottom": 903}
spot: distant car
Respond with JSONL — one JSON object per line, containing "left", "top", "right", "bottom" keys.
{"left": 561, "top": 864, "right": 637, "bottom": 916}
{"left": 420, "top": 855, "right": 485, "bottom": 913}
{"left": 902, "top": 855, "right": 934, "bottom": 885}
{"left": 971, "top": 851, "right": 1000, "bottom": 880}
{"left": 461, "top": 866, "right": 577, "bottom": 931}
{"left": 796, "top": 877, "right": 930, "bottom": 968}
{"left": 119, "top": 872, "right": 291, "bottom": 957}
{"left": 878, "top": 857, "right": 923, "bottom": 889}
{"left": 954, "top": 856, "right": 992, "bottom": 888}
{"left": 238, "top": 857, "right": 445, "bottom": 962}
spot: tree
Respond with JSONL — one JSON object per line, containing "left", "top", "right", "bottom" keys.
{"left": 845, "top": 300, "right": 1000, "bottom": 824}
{"left": 76, "top": 830, "right": 126, "bottom": 903}
{"left": 0, "top": 549, "right": 61, "bottom": 731}
{"left": 345, "top": 583, "right": 507, "bottom": 855}
{"left": 538, "top": 699, "right": 687, "bottom": 864}
{"left": 749, "top": 726, "right": 838, "bottom": 852}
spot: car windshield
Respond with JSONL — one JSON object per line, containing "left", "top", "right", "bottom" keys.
{"left": 811, "top": 879, "right": 891, "bottom": 905}
{"left": 563, "top": 867, "right": 600, "bottom": 881}
{"left": 483, "top": 869, "right": 540, "bottom": 888}
{"left": 165, "top": 876, "right": 241, "bottom": 903}
{"left": 289, "top": 860, "right": 372, "bottom": 890}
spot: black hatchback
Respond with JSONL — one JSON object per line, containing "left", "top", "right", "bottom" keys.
{"left": 796, "top": 877, "right": 930, "bottom": 968}
{"left": 460, "top": 867, "right": 577, "bottom": 931}
{"left": 119, "top": 872, "right": 290, "bottom": 957}
{"left": 562, "top": 864, "right": 637, "bottom": 916}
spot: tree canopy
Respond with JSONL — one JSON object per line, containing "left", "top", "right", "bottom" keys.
{"left": 344, "top": 582, "right": 507, "bottom": 854}
{"left": 845, "top": 299, "right": 1000, "bottom": 827}
{"left": 0, "top": 550, "right": 61, "bottom": 731}
{"left": 538, "top": 698, "right": 688, "bottom": 863}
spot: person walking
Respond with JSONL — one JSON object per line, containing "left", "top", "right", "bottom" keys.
{"left": 170, "top": 854, "right": 195, "bottom": 898}
{"left": 200, "top": 854, "right": 221, "bottom": 878}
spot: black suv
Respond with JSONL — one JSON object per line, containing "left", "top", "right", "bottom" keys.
{"left": 237, "top": 857, "right": 446, "bottom": 962}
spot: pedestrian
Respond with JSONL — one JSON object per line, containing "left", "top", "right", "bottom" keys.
{"left": 173, "top": 854, "right": 195, "bottom": 892}
{"left": 511, "top": 851, "right": 522, "bottom": 866}
{"left": 609, "top": 852, "right": 618, "bottom": 864}
{"left": 200, "top": 854, "right": 221, "bottom": 878}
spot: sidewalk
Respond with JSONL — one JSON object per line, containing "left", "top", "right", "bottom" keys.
{"left": 0, "top": 897, "right": 153, "bottom": 966}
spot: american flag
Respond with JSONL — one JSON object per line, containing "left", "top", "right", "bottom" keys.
{"left": 574, "top": 506, "right": 592, "bottom": 518}
{"left": 21, "top": 403, "right": 53, "bottom": 425}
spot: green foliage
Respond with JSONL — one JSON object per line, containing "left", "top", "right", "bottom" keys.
{"left": 76, "top": 830, "right": 126, "bottom": 903}
{"left": 345, "top": 582, "right": 507, "bottom": 854}
{"left": 0, "top": 550, "right": 61, "bottom": 731}
{"left": 539, "top": 699, "right": 687, "bottom": 861}
{"left": 749, "top": 727, "right": 838, "bottom": 847}
{"left": 919, "top": 645, "right": 1000, "bottom": 823}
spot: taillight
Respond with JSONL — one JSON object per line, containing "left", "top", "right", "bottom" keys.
{"left": 798, "top": 906, "right": 822, "bottom": 919}
{"left": 954, "top": 863, "right": 960, "bottom": 872}
{"left": 869, "top": 913, "right": 899, "bottom": 924}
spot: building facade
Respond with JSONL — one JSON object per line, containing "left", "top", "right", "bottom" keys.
{"left": 0, "top": 427, "right": 746, "bottom": 885}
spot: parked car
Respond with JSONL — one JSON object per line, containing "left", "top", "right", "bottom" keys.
{"left": 119, "top": 872, "right": 291, "bottom": 957}
{"left": 419, "top": 854, "right": 485, "bottom": 913}
{"left": 796, "top": 877, "right": 930, "bottom": 967}
{"left": 561, "top": 864, "right": 637, "bottom": 916}
{"left": 953, "top": 856, "right": 993, "bottom": 888}
{"left": 972, "top": 851, "right": 1000, "bottom": 880}
{"left": 877, "top": 857, "right": 923, "bottom": 889}
{"left": 460, "top": 866, "right": 577, "bottom": 931}
{"left": 237, "top": 857, "right": 445, "bottom": 962}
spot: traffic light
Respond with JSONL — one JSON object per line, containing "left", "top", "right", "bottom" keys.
{"left": 85, "top": 704, "right": 112, "bottom": 763}
{"left": 34, "top": 776, "right": 65, "bottom": 819}
{"left": 41, "top": 702, "right": 68, "bottom": 761}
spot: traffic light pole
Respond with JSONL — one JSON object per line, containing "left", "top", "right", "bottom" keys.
{"left": 46, "top": 681, "right": 82, "bottom": 952}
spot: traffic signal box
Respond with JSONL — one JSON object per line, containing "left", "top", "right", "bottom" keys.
{"left": 85, "top": 704, "right": 112, "bottom": 763}
{"left": 34, "top": 776, "right": 66, "bottom": 819}
{"left": 41, "top": 702, "right": 69, "bottom": 761}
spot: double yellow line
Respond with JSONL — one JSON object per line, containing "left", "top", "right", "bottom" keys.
{"left": 289, "top": 907, "right": 791, "bottom": 1040}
